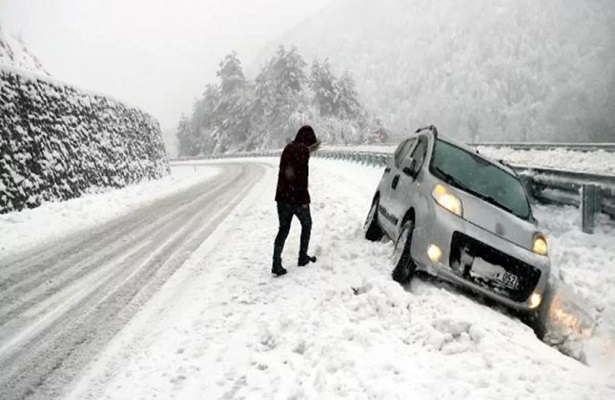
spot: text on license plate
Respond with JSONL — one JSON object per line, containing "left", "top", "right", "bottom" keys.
{"left": 500, "top": 271, "right": 520, "bottom": 290}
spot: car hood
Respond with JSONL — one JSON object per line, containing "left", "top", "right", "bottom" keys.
{"left": 453, "top": 188, "right": 537, "bottom": 251}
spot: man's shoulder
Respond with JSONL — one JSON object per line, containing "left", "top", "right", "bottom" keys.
{"left": 284, "top": 141, "right": 309, "bottom": 155}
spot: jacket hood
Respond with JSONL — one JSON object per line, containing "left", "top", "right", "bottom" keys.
{"left": 294, "top": 125, "right": 317, "bottom": 146}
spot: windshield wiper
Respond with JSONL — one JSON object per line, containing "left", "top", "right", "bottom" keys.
{"left": 433, "top": 167, "right": 473, "bottom": 192}
{"left": 434, "top": 167, "right": 515, "bottom": 215}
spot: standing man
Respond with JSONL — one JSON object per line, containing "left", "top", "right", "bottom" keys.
{"left": 272, "top": 125, "right": 321, "bottom": 276}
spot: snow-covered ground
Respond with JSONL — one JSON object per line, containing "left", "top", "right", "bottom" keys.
{"left": 535, "top": 204, "right": 615, "bottom": 369}
{"left": 323, "top": 145, "right": 615, "bottom": 176}
{"left": 476, "top": 147, "right": 615, "bottom": 176}
{"left": 0, "top": 164, "right": 221, "bottom": 259}
{"left": 55, "top": 159, "right": 614, "bottom": 399}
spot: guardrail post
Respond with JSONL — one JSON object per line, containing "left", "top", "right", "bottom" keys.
{"left": 581, "top": 184, "right": 598, "bottom": 234}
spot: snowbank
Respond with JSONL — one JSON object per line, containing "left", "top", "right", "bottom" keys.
{"left": 534, "top": 204, "right": 615, "bottom": 369}
{"left": 477, "top": 147, "right": 615, "bottom": 176}
{"left": 0, "top": 65, "right": 170, "bottom": 214}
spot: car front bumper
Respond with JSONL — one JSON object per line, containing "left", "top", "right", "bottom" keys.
{"left": 410, "top": 203, "right": 551, "bottom": 313}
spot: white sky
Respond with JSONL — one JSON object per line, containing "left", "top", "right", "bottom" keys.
{"left": 0, "top": 0, "right": 332, "bottom": 131}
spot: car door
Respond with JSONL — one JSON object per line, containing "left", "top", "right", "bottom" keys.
{"left": 388, "top": 135, "right": 429, "bottom": 237}
{"left": 378, "top": 138, "right": 417, "bottom": 233}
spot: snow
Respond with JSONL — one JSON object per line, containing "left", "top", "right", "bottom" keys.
{"left": 476, "top": 147, "right": 615, "bottom": 176}
{"left": 0, "top": 28, "right": 49, "bottom": 75}
{"left": 58, "top": 158, "right": 614, "bottom": 399}
{"left": 0, "top": 164, "right": 222, "bottom": 259}
{"left": 534, "top": 205, "right": 615, "bottom": 369}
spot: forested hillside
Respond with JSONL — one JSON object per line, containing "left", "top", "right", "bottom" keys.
{"left": 176, "top": 47, "right": 384, "bottom": 156}
{"left": 254, "top": 0, "right": 615, "bottom": 143}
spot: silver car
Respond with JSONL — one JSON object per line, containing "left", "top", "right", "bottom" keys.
{"left": 364, "top": 126, "right": 550, "bottom": 319}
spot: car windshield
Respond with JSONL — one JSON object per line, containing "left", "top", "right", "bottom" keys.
{"left": 429, "top": 139, "right": 532, "bottom": 220}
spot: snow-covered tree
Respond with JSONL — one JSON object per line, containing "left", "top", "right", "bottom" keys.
{"left": 309, "top": 59, "right": 338, "bottom": 117}
{"left": 335, "top": 72, "right": 362, "bottom": 121}
{"left": 176, "top": 114, "right": 197, "bottom": 156}
{"left": 177, "top": 47, "right": 383, "bottom": 154}
{"left": 215, "top": 52, "right": 252, "bottom": 151}
{"left": 251, "top": 46, "right": 309, "bottom": 148}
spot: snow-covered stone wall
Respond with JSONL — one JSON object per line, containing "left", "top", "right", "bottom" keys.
{"left": 0, "top": 66, "right": 170, "bottom": 214}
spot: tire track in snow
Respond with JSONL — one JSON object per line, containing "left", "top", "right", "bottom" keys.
{"left": 0, "top": 173, "right": 232, "bottom": 325}
{"left": 0, "top": 163, "right": 265, "bottom": 400}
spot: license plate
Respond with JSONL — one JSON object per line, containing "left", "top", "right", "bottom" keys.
{"left": 500, "top": 271, "right": 520, "bottom": 290}
{"left": 471, "top": 257, "right": 520, "bottom": 291}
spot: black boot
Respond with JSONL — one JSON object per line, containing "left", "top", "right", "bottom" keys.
{"left": 298, "top": 255, "right": 317, "bottom": 267}
{"left": 272, "top": 263, "right": 287, "bottom": 276}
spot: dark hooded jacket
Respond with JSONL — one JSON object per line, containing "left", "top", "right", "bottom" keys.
{"left": 275, "top": 127, "right": 318, "bottom": 205}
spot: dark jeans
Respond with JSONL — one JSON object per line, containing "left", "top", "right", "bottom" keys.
{"left": 273, "top": 201, "right": 312, "bottom": 267}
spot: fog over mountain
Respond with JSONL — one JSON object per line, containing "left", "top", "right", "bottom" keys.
{"left": 253, "top": 0, "right": 615, "bottom": 143}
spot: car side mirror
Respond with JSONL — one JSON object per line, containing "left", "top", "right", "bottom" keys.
{"left": 403, "top": 159, "right": 418, "bottom": 178}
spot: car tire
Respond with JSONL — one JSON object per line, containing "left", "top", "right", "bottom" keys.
{"left": 391, "top": 219, "right": 417, "bottom": 284}
{"left": 364, "top": 197, "right": 384, "bottom": 241}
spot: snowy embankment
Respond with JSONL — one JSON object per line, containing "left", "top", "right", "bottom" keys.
{"left": 0, "top": 65, "right": 169, "bottom": 214}
{"left": 323, "top": 145, "right": 615, "bottom": 175}
{"left": 476, "top": 147, "right": 615, "bottom": 176}
{"left": 62, "top": 159, "right": 614, "bottom": 399}
{"left": 0, "top": 164, "right": 221, "bottom": 260}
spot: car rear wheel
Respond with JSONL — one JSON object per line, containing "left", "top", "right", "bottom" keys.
{"left": 392, "top": 219, "right": 417, "bottom": 284}
{"left": 364, "top": 197, "right": 384, "bottom": 241}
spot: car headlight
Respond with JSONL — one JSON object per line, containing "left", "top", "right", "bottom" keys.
{"left": 532, "top": 234, "right": 548, "bottom": 256}
{"left": 432, "top": 184, "right": 463, "bottom": 217}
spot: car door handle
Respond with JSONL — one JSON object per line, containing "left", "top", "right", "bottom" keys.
{"left": 392, "top": 174, "right": 400, "bottom": 190}
{"left": 384, "top": 167, "right": 391, "bottom": 173}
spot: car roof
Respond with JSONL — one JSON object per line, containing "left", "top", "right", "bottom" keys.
{"left": 430, "top": 134, "right": 518, "bottom": 177}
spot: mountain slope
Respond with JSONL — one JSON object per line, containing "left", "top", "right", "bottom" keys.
{"left": 0, "top": 25, "right": 49, "bottom": 75}
{"left": 253, "top": 0, "right": 615, "bottom": 142}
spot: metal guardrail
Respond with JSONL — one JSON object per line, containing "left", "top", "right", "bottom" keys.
{"left": 172, "top": 149, "right": 615, "bottom": 234}
{"left": 511, "top": 166, "right": 615, "bottom": 233}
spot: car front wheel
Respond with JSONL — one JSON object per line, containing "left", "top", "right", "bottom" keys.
{"left": 364, "top": 197, "right": 384, "bottom": 241}
{"left": 392, "top": 219, "right": 417, "bottom": 284}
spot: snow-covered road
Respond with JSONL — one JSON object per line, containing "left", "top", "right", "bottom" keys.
{"left": 0, "top": 163, "right": 265, "bottom": 400}
{"left": 1, "top": 159, "right": 614, "bottom": 399}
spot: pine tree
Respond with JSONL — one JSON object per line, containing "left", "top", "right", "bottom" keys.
{"left": 214, "top": 52, "right": 251, "bottom": 151}
{"left": 181, "top": 47, "right": 382, "bottom": 152}
{"left": 192, "top": 84, "right": 221, "bottom": 155}
{"left": 335, "top": 71, "right": 362, "bottom": 121}
{"left": 251, "top": 46, "right": 308, "bottom": 148}
{"left": 309, "top": 59, "right": 338, "bottom": 117}
{"left": 176, "top": 114, "right": 197, "bottom": 156}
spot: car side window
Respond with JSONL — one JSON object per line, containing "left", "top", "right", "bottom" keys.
{"left": 394, "top": 139, "right": 416, "bottom": 169}
{"left": 407, "top": 137, "right": 428, "bottom": 169}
